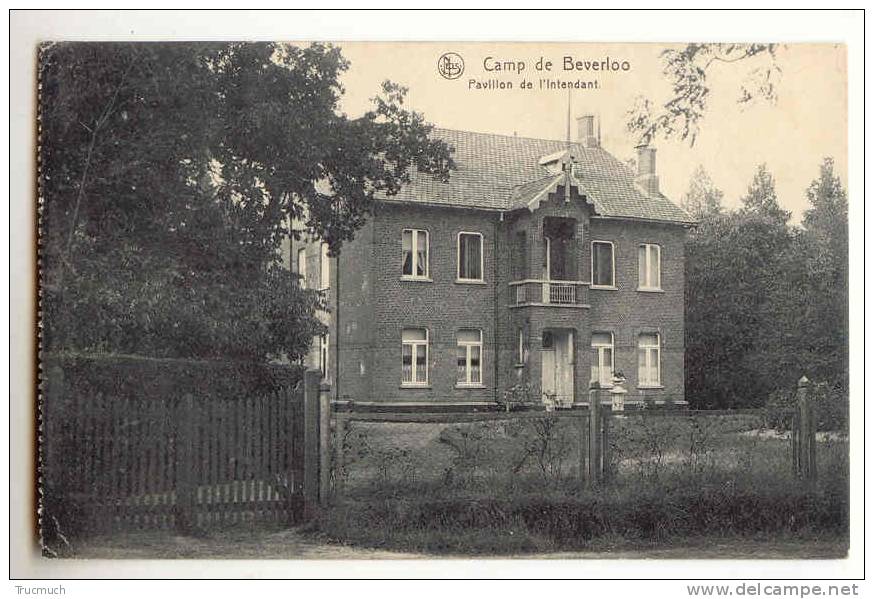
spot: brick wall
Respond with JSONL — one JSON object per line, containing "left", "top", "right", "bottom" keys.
{"left": 294, "top": 197, "right": 688, "bottom": 407}
{"left": 363, "top": 203, "right": 500, "bottom": 404}
{"left": 587, "top": 218, "right": 687, "bottom": 403}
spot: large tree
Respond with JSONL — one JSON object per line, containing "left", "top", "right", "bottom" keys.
{"left": 627, "top": 43, "right": 781, "bottom": 145}
{"left": 684, "top": 161, "right": 849, "bottom": 408}
{"left": 684, "top": 165, "right": 797, "bottom": 407}
{"left": 680, "top": 165, "right": 724, "bottom": 219}
{"left": 739, "top": 164, "right": 791, "bottom": 223}
{"left": 798, "top": 158, "right": 849, "bottom": 385}
{"left": 39, "top": 42, "right": 454, "bottom": 361}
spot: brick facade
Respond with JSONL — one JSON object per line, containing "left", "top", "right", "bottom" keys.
{"left": 292, "top": 188, "right": 688, "bottom": 408}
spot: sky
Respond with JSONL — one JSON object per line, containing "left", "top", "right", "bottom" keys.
{"left": 332, "top": 42, "right": 847, "bottom": 223}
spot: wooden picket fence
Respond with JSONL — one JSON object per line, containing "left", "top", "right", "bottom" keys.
{"left": 331, "top": 386, "right": 617, "bottom": 492}
{"left": 41, "top": 359, "right": 328, "bottom": 534}
{"left": 328, "top": 382, "right": 818, "bottom": 498}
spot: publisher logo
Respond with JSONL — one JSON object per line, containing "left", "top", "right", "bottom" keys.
{"left": 437, "top": 52, "right": 464, "bottom": 80}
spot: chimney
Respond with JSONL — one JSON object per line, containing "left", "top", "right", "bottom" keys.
{"left": 635, "top": 144, "right": 659, "bottom": 196}
{"left": 576, "top": 115, "right": 599, "bottom": 148}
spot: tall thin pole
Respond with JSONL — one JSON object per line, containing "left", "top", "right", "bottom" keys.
{"left": 566, "top": 88, "right": 572, "bottom": 150}
{"left": 564, "top": 89, "right": 572, "bottom": 203}
{"left": 597, "top": 114, "right": 602, "bottom": 147}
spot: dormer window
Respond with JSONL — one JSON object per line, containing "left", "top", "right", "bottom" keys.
{"left": 539, "top": 149, "right": 573, "bottom": 175}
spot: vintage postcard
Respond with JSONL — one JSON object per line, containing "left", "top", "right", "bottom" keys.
{"left": 13, "top": 9, "right": 862, "bottom": 584}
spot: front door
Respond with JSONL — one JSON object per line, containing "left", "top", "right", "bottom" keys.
{"left": 541, "top": 330, "right": 574, "bottom": 408}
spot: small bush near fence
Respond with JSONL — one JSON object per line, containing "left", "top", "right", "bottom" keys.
{"left": 316, "top": 413, "right": 848, "bottom": 554}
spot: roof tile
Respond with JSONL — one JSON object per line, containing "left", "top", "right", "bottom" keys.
{"left": 381, "top": 128, "right": 694, "bottom": 224}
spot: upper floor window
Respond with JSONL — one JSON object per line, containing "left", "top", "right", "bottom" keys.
{"left": 638, "top": 332, "right": 661, "bottom": 387}
{"left": 456, "top": 329, "right": 483, "bottom": 386}
{"left": 457, "top": 232, "right": 484, "bottom": 282}
{"left": 401, "top": 328, "right": 429, "bottom": 386}
{"left": 591, "top": 241, "right": 615, "bottom": 288}
{"left": 638, "top": 243, "right": 661, "bottom": 290}
{"left": 297, "top": 248, "right": 307, "bottom": 289}
{"left": 320, "top": 242, "right": 331, "bottom": 290}
{"left": 402, "top": 229, "right": 429, "bottom": 279}
{"left": 590, "top": 332, "right": 614, "bottom": 388}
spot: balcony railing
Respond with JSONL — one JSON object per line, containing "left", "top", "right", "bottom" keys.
{"left": 509, "top": 279, "right": 589, "bottom": 307}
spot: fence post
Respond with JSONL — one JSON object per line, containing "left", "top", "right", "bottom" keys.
{"left": 302, "top": 370, "right": 321, "bottom": 512}
{"left": 318, "top": 382, "right": 332, "bottom": 507}
{"left": 601, "top": 405, "right": 611, "bottom": 482}
{"left": 174, "top": 393, "right": 196, "bottom": 534}
{"left": 335, "top": 414, "right": 346, "bottom": 498}
{"left": 578, "top": 407, "right": 588, "bottom": 488}
{"left": 796, "top": 376, "right": 816, "bottom": 484}
{"left": 588, "top": 383, "right": 602, "bottom": 487}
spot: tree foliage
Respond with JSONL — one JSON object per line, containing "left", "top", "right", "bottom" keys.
{"left": 739, "top": 164, "right": 791, "bottom": 223}
{"left": 680, "top": 165, "right": 723, "bottom": 220}
{"left": 798, "top": 158, "right": 849, "bottom": 384}
{"left": 39, "top": 42, "right": 454, "bottom": 361}
{"left": 627, "top": 43, "right": 781, "bottom": 145}
{"left": 684, "top": 160, "right": 848, "bottom": 408}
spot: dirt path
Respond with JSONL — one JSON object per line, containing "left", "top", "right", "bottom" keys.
{"left": 68, "top": 527, "right": 419, "bottom": 560}
{"left": 67, "top": 528, "right": 846, "bottom": 560}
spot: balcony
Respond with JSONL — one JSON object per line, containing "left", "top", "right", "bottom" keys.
{"left": 509, "top": 279, "right": 589, "bottom": 308}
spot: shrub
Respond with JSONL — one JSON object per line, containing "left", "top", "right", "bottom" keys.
{"left": 764, "top": 380, "right": 848, "bottom": 433}
{"left": 314, "top": 478, "right": 848, "bottom": 554}
{"left": 323, "top": 414, "right": 849, "bottom": 554}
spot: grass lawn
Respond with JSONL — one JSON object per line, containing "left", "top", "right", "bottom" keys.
{"left": 315, "top": 414, "right": 849, "bottom": 556}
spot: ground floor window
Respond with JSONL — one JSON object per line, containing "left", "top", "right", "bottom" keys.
{"left": 590, "top": 332, "right": 614, "bottom": 387}
{"left": 638, "top": 332, "right": 661, "bottom": 387}
{"left": 402, "top": 328, "right": 429, "bottom": 386}
{"left": 456, "top": 329, "right": 483, "bottom": 386}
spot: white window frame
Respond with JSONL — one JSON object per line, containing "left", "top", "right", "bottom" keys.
{"left": 591, "top": 240, "right": 616, "bottom": 289}
{"left": 401, "top": 328, "right": 429, "bottom": 387}
{"left": 297, "top": 248, "right": 307, "bottom": 289}
{"left": 401, "top": 228, "right": 430, "bottom": 280}
{"left": 319, "top": 242, "right": 331, "bottom": 290}
{"left": 319, "top": 333, "right": 329, "bottom": 379}
{"left": 638, "top": 243, "right": 662, "bottom": 291}
{"left": 457, "top": 231, "right": 485, "bottom": 283}
{"left": 591, "top": 332, "right": 614, "bottom": 388}
{"left": 638, "top": 332, "right": 662, "bottom": 388}
{"left": 456, "top": 329, "right": 484, "bottom": 387}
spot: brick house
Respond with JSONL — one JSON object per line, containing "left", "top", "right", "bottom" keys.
{"left": 290, "top": 116, "right": 694, "bottom": 410}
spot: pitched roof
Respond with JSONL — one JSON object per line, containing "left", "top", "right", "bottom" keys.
{"left": 381, "top": 128, "right": 694, "bottom": 224}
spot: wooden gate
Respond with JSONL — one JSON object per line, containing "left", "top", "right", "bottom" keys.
{"left": 41, "top": 360, "right": 324, "bottom": 534}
